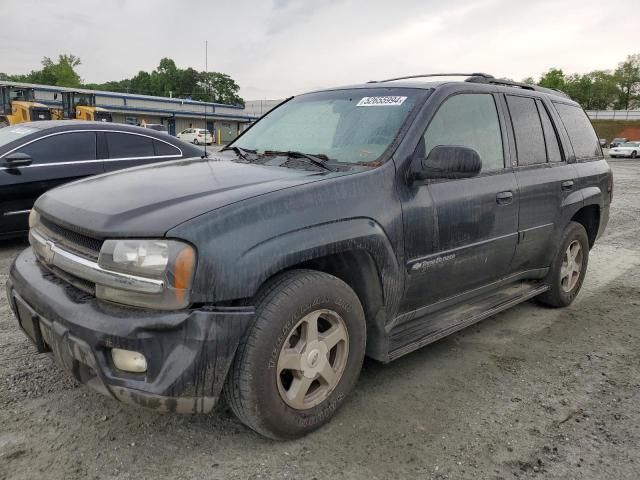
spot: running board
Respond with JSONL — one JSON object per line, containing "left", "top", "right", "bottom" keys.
{"left": 388, "top": 282, "right": 549, "bottom": 361}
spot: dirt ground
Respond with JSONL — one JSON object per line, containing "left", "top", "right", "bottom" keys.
{"left": 1, "top": 159, "right": 639, "bottom": 480}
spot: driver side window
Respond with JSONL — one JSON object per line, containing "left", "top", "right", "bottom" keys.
{"left": 424, "top": 93, "right": 504, "bottom": 172}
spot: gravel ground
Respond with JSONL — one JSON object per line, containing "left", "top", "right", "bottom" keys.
{"left": 1, "top": 159, "right": 639, "bottom": 480}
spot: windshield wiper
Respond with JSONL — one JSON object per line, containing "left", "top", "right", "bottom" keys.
{"left": 263, "top": 150, "right": 336, "bottom": 172}
{"left": 221, "top": 145, "right": 256, "bottom": 160}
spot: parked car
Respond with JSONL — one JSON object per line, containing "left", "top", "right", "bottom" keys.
{"left": 599, "top": 138, "right": 607, "bottom": 148}
{"left": 7, "top": 74, "right": 612, "bottom": 440}
{"left": 609, "top": 137, "right": 628, "bottom": 148}
{"left": 142, "top": 124, "right": 169, "bottom": 134}
{"left": 177, "top": 128, "right": 212, "bottom": 145}
{"left": 609, "top": 141, "right": 640, "bottom": 158}
{"left": 0, "top": 121, "right": 202, "bottom": 238}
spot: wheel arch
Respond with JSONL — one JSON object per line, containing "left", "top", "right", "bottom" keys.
{"left": 235, "top": 219, "right": 404, "bottom": 361}
{"left": 571, "top": 204, "right": 600, "bottom": 249}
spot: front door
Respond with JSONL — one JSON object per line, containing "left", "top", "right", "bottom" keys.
{"left": 0, "top": 131, "right": 102, "bottom": 234}
{"left": 401, "top": 92, "right": 519, "bottom": 312}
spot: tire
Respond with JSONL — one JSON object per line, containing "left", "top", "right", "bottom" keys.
{"left": 537, "top": 221, "right": 589, "bottom": 308}
{"left": 193, "top": 139, "right": 199, "bottom": 145}
{"left": 0, "top": 120, "right": 8, "bottom": 128}
{"left": 224, "top": 269, "right": 366, "bottom": 439}
{"left": 631, "top": 151, "right": 637, "bottom": 159}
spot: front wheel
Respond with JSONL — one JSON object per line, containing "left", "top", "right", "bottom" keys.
{"left": 537, "top": 221, "right": 589, "bottom": 308}
{"left": 631, "top": 151, "right": 638, "bottom": 159}
{"left": 193, "top": 139, "right": 199, "bottom": 145}
{"left": 224, "top": 270, "right": 366, "bottom": 439}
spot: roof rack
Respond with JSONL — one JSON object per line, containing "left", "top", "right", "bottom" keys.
{"left": 367, "top": 73, "right": 570, "bottom": 99}
{"left": 464, "top": 75, "right": 570, "bottom": 98}
{"left": 368, "top": 73, "right": 494, "bottom": 83}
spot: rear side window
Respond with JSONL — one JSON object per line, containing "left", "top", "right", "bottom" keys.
{"left": 536, "top": 99, "right": 563, "bottom": 162}
{"left": 153, "top": 140, "right": 181, "bottom": 157}
{"left": 553, "top": 103, "right": 601, "bottom": 159}
{"left": 506, "top": 96, "right": 546, "bottom": 166}
{"left": 423, "top": 93, "right": 504, "bottom": 172}
{"left": 15, "top": 132, "right": 96, "bottom": 164}
{"left": 106, "top": 132, "right": 154, "bottom": 159}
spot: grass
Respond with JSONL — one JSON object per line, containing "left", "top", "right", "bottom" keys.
{"left": 591, "top": 120, "right": 640, "bottom": 142}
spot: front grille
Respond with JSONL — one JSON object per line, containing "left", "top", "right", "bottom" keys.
{"left": 38, "top": 216, "right": 103, "bottom": 261}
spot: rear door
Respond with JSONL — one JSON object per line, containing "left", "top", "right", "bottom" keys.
{"left": 402, "top": 92, "right": 519, "bottom": 310}
{"left": 505, "top": 94, "right": 577, "bottom": 272}
{"left": 0, "top": 131, "right": 101, "bottom": 234}
{"left": 103, "top": 132, "right": 182, "bottom": 172}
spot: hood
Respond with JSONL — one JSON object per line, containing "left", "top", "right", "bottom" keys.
{"left": 35, "top": 157, "right": 337, "bottom": 238}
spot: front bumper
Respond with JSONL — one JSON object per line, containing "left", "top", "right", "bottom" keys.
{"left": 7, "top": 248, "right": 254, "bottom": 413}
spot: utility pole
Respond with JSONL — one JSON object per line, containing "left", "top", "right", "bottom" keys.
{"left": 204, "top": 40, "right": 208, "bottom": 157}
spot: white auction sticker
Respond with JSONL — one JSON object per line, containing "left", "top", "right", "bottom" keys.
{"left": 357, "top": 96, "right": 407, "bottom": 107}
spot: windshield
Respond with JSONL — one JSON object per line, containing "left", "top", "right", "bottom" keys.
{"left": 0, "top": 125, "right": 38, "bottom": 149}
{"left": 74, "top": 94, "right": 95, "bottom": 107}
{"left": 10, "top": 88, "right": 35, "bottom": 102}
{"left": 233, "top": 88, "right": 428, "bottom": 164}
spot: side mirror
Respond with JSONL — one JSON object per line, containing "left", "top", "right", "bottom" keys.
{"left": 3, "top": 152, "right": 33, "bottom": 168}
{"left": 414, "top": 145, "right": 482, "bottom": 180}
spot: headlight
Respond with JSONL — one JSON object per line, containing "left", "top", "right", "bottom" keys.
{"left": 29, "top": 209, "right": 40, "bottom": 229}
{"left": 97, "top": 239, "right": 196, "bottom": 310}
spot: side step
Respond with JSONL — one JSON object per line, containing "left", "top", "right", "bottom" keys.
{"left": 388, "top": 282, "right": 549, "bottom": 361}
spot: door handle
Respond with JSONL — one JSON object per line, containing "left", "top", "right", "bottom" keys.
{"left": 561, "top": 180, "right": 574, "bottom": 191}
{"left": 496, "top": 191, "right": 513, "bottom": 205}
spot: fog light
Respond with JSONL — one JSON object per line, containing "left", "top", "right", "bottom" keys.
{"left": 111, "top": 348, "right": 147, "bottom": 373}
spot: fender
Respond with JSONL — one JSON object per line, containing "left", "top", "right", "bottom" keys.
{"left": 581, "top": 186, "right": 605, "bottom": 209}
{"left": 221, "top": 218, "right": 403, "bottom": 312}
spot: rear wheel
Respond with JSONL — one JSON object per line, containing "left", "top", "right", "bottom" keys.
{"left": 631, "top": 151, "right": 638, "bottom": 159}
{"left": 537, "top": 221, "right": 589, "bottom": 308}
{"left": 224, "top": 270, "right": 366, "bottom": 439}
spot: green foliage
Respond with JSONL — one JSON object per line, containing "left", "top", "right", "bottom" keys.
{"left": 5, "top": 54, "right": 244, "bottom": 106}
{"left": 86, "top": 57, "right": 244, "bottom": 106}
{"left": 613, "top": 54, "right": 640, "bottom": 110}
{"left": 526, "top": 54, "right": 640, "bottom": 110}
{"left": 9, "top": 54, "right": 82, "bottom": 87}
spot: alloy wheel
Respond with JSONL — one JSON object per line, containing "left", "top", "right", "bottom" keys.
{"left": 276, "top": 309, "right": 349, "bottom": 410}
{"left": 560, "top": 240, "right": 583, "bottom": 292}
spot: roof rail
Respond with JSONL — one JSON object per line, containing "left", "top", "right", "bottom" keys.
{"left": 465, "top": 75, "right": 571, "bottom": 99}
{"left": 366, "top": 73, "right": 571, "bottom": 99}
{"left": 367, "top": 73, "right": 494, "bottom": 83}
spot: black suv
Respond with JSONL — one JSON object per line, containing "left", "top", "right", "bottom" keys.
{"left": 7, "top": 73, "right": 612, "bottom": 439}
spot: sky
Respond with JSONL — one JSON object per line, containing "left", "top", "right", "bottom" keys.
{"left": 1, "top": 0, "right": 637, "bottom": 101}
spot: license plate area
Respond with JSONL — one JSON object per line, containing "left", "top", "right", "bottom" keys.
{"left": 12, "top": 293, "right": 50, "bottom": 353}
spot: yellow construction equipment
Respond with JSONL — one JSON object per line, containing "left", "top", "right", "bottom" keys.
{"left": 0, "top": 85, "right": 52, "bottom": 126}
{"left": 51, "top": 91, "right": 112, "bottom": 122}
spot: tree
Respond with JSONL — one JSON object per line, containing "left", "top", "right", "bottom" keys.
{"left": 538, "top": 68, "right": 566, "bottom": 91}
{"left": 198, "top": 72, "right": 243, "bottom": 106}
{"left": 8, "top": 54, "right": 82, "bottom": 87}
{"left": 613, "top": 54, "right": 640, "bottom": 110}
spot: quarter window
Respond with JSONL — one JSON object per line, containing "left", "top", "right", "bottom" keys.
{"left": 506, "top": 96, "right": 546, "bottom": 166}
{"left": 106, "top": 133, "right": 154, "bottom": 159}
{"left": 423, "top": 93, "right": 504, "bottom": 172}
{"left": 153, "top": 140, "right": 181, "bottom": 156}
{"left": 553, "top": 103, "right": 602, "bottom": 159}
{"left": 15, "top": 132, "right": 97, "bottom": 164}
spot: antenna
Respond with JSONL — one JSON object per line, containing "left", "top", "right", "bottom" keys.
{"left": 204, "top": 40, "right": 208, "bottom": 158}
